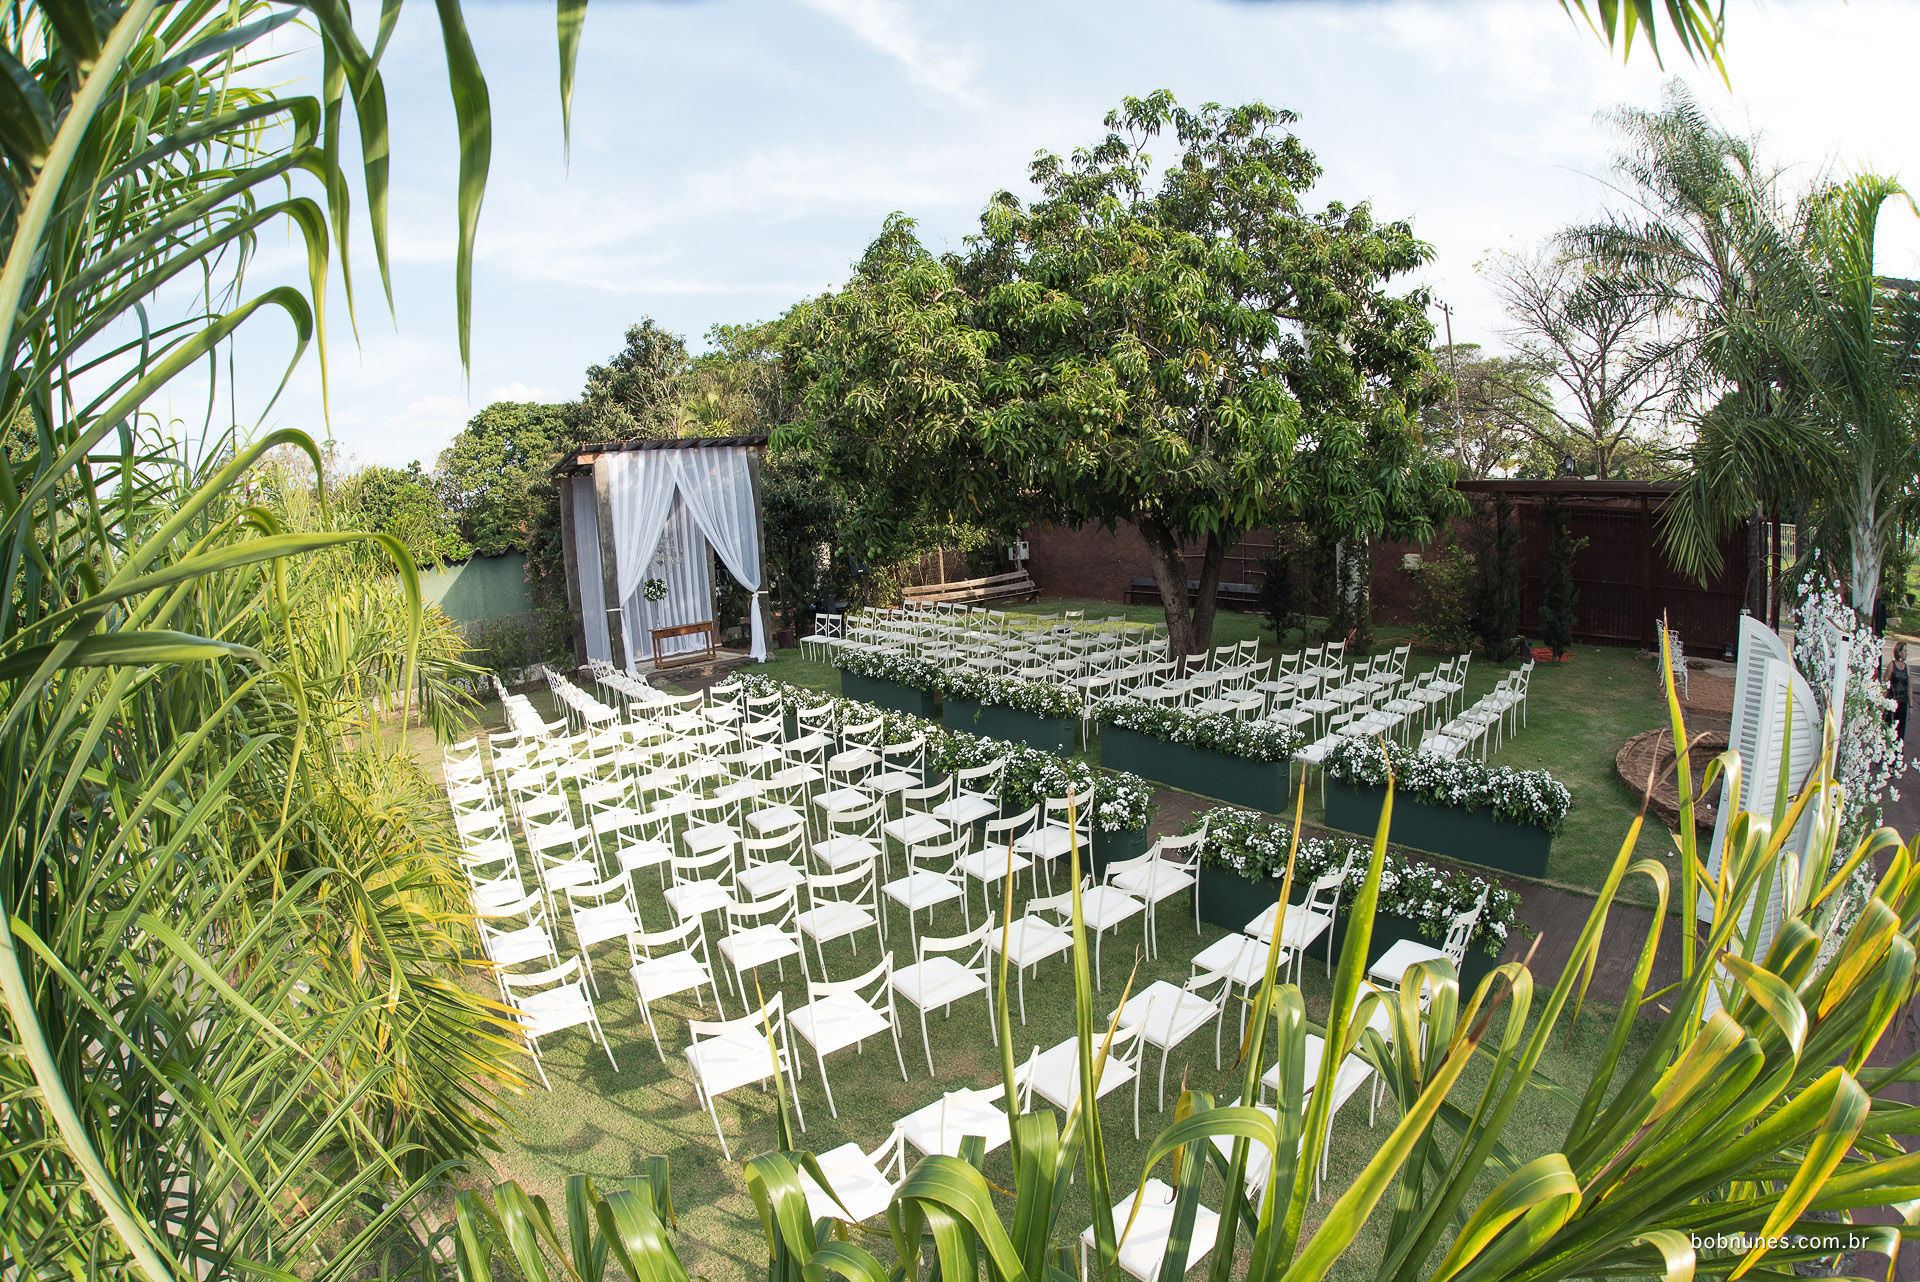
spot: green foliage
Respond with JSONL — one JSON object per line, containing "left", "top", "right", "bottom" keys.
{"left": 1408, "top": 539, "right": 1479, "bottom": 652}
{"left": 338, "top": 460, "right": 472, "bottom": 568}
{"left": 784, "top": 93, "right": 1462, "bottom": 660}
{"left": 438, "top": 401, "right": 567, "bottom": 556}
{"left": 573, "top": 318, "right": 695, "bottom": 441}
{"left": 1472, "top": 493, "right": 1525, "bottom": 660}
{"left": 464, "top": 611, "right": 565, "bottom": 677}
{"left": 761, "top": 444, "right": 844, "bottom": 621}
{"left": 1539, "top": 497, "right": 1587, "bottom": 657}
{"left": 1253, "top": 547, "right": 1306, "bottom": 643}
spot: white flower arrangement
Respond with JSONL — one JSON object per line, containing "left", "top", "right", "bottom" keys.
{"left": 1790, "top": 576, "right": 1904, "bottom": 837}
{"left": 837, "top": 647, "right": 944, "bottom": 692}
{"left": 941, "top": 669, "right": 1080, "bottom": 720}
{"left": 1093, "top": 696, "right": 1302, "bottom": 763}
{"left": 1188, "top": 806, "right": 1526, "bottom": 956}
{"left": 641, "top": 576, "right": 667, "bottom": 603}
{"left": 1322, "top": 737, "right": 1572, "bottom": 835}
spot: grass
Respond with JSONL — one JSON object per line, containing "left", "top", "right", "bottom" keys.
{"left": 455, "top": 689, "right": 1658, "bottom": 1277}
{"left": 440, "top": 608, "right": 1681, "bottom": 1276}
{"left": 756, "top": 598, "right": 1682, "bottom": 903}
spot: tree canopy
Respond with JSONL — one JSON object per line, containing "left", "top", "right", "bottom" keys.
{"left": 437, "top": 401, "right": 567, "bottom": 556}
{"left": 783, "top": 92, "right": 1461, "bottom": 655}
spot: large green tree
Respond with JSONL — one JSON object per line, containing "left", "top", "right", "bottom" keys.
{"left": 786, "top": 94, "right": 1459, "bottom": 657}
{"left": 337, "top": 460, "right": 470, "bottom": 566}
{"left": 437, "top": 400, "right": 566, "bottom": 556}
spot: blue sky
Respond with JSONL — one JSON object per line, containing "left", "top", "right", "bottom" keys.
{"left": 188, "top": 0, "right": 1920, "bottom": 469}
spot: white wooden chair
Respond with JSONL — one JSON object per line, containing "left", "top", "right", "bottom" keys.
{"left": 1106, "top": 825, "right": 1206, "bottom": 957}
{"left": 717, "top": 887, "right": 808, "bottom": 998}
{"left": 1078, "top": 1180, "right": 1221, "bottom": 1281}
{"left": 790, "top": 955, "right": 909, "bottom": 1116}
{"left": 797, "top": 859, "right": 885, "bottom": 974}
{"left": 684, "top": 993, "right": 805, "bottom": 1161}
{"left": 883, "top": 832, "right": 969, "bottom": 938}
{"left": 629, "top": 916, "right": 725, "bottom": 1060}
{"left": 500, "top": 957, "right": 617, "bottom": 1089}
{"left": 1110, "top": 967, "right": 1232, "bottom": 1112}
{"left": 565, "top": 873, "right": 646, "bottom": 996}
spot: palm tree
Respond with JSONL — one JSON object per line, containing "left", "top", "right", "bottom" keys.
{"left": 1662, "top": 174, "right": 1920, "bottom": 614}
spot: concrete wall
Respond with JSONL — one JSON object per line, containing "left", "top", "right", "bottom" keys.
{"left": 419, "top": 552, "right": 533, "bottom": 628}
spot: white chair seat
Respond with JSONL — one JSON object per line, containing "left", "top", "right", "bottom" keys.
{"left": 899, "top": 1088, "right": 1011, "bottom": 1157}
{"left": 1114, "top": 980, "right": 1219, "bottom": 1048}
{"left": 770, "top": 763, "right": 825, "bottom": 789}
{"left": 1023, "top": 1036, "right": 1136, "bottom": 1108}
{"left": 631, "top": 952, "right": 711, "bottom": 1003}
{"left": 987, "top": 918, "right": 1072, "bottom": 968}
{"left": 1111, "top": 864, "right": 1195, "bottom": 903}
{"left": 930, "top": 794, "right": 997, "bottom": 827}
{"left": 1293, "top": 736, "right": 1343, "bottom": 766}
{"left": 719, "top": 925, "right": 802, "bottom": 973}
{"left": 1369, "top": 937, "right": 1452, "bottom": 990}
{"left": 785, "top": 733, "right": 832, "bottom": 756}
{"left": 614, "top": 839, "right": 674, "bottom": 873}
{"left": 684, "top": 1030, "right": 781, "bottom": 1098}
{"left": 538, "top": 858, "right": 600, "bottom": 894}
{"left": 814, "top": 786, "right": 868, "bottom": 816}
{"left": 1193, "top": 932, "right": 1271, "bottom": 987}
{"left": 1078, "top": 886, "right": 1145, "bottom": 929}
{"left": 802, "top": 1142, "right": 897, "bottom": 1223}
{"left": 827, "top": 748, "right": 880, "bottom": 773}
{"left": 746, "top": 804, "right": 806, "bottom": 834}
{"left": 1082, "top": 1180, "right": 1221, "bottom": 1282}
{"left": 739, "top": 862, "right": 806, "bottom": 898}
{"left": 892, "top": 956, "right": 986, "bottom": 1008}
{"left": 488, "top": 925, "right": 555, "bottom": 968}
{"left": 815, "top": 835, "right": 882, "bottom": 870}
{"left": 883, "top": 813, "right": 949, "bottom": 846}
{"left": 516, "top": 984, "right": 598, "bottom": 1038}
{"left": 868, "top": 769, "right": 919, "bottom": 795}
{"left": 883, "top": 871, "right": 963, "bottom": 912}
{"left": 791, "top": 993, "right": 892, "bottom": 1056}
{"left": 574, "top": 903, "right": 643, "bottom": 948}
{"left": 957, "top": 847, "right": 1032, "bottom": 882}
{"left": 683, "top": 823, "right": 738, "bottom": 857}
{"left": 1014, "top": 827, "right": 1076, "bottom": 862}
{"left": 664, "top": 880, "right": 732, "bottom": 919}
{"left": 796, "top": 902, "right": 877, "bottom": 943}
{"left": 713, "top": 779, "right": 768, "bottom": 805}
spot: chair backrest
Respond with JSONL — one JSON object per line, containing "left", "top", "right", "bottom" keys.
{"left": 1039, "top": 793, "right": 1094, "bottom": 847}
{"left": 805, "top": 858, "right": 879, "bottom": 911}
{"left": 671, "top": 845, "right": 734, "bottom": 885}
{"left": 1443, "top": 894, "right": 1488, "bottom": 965}
{"left": 725, "top": 886, "right": 800, "bottom": 935}
{"left": 827, "top": 795, "right": 885, "bottom": 840}
{"left": 634, "top": 914, "right": 707, "bottom": 961}
{"left": 688, "top": 991, "right": 787, "bottom": 1056}
{"left": 919, "top": 916, "right": 995, "bottom": 973}
{"left": 955, "top": 757, "right": 1006, "bottom": 794}
{"left": 476, "top": 892, "right": 546, "bottom": 948}
{"left": 882, "top": 734, "right": 926, "bottom": 773}
{"left": 806, "top": 952, "right": 894, "bottom": 1016}
{"left": 742, "top": 821, "right": 807, "bottom": 867}
{"left": 840, "top": 714, "right": 885, "bottom": 749}
{"left": 796, "top": 703, "right": 835, "bottom": 734}
{"left": 983, "top": 804, "right": 1038, "bottom": 849}
{"left": 903, "top": 775, "right": 952, "bottom": 813}
{"left": 907, "top": 832, "right": 969, "bottom": 872}
{"left": 499, "top": 956, "right": 586, "bottom": 1006}
{"left": 1151, "top": 822, "right": 1208, "bottom": 871}
{"left": 568, "top": 872, "right": 639, "bottom": 916}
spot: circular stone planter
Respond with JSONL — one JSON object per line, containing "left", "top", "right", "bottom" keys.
{"left": 1615, "top": 728, "right": 1725, "bottom": 834}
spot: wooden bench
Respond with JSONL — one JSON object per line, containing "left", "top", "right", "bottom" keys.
{"left": 1125, "top": 577, "right": 1261, "bottom": 609}
{"left": 651, "top": 620, "right": 718, "bottom": 669}
{"left": 903, "top": 569, "right": 1038, "bottom": 606}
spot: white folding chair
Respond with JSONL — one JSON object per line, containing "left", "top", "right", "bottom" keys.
{"left": 1107, "top": 825, "right": 1206, "bottom": 956}
{"left": 883, "top": 832, "right": 970, "bottom": 938}
{"left": 629, "top": 916, "right": 725, "bottom": 1060}
{"left": 1017, "top": 1020, "right": 1146, "bottom": 1139}
{"left": 717, "top": 888, "right": 809, "bottom": 998}
{"left": 1110, "top": 967, "right": 1231, "bottom": 1112}
{"left": 986, "top": 892, "right": 1074, "bottom": 1024}
{"left": 565, "top": 873, "right": 646, "bottom": 996}
{"left": 798, "top": 859, "right": 885, "bottom": 974}
{"left": 790, "top": 954, "right": 909, "bottom": 1116}
{"left": 476, "top": 892, "right": 559, "bottom": 973}
{"left": 802, "top": 1125, "right": 909, "bottom": 1225}
{"left": 1078, "top": 1180, "right": 1221, "bottom": 1281}
{"left": 738, "top": 820, "right": 810, "bottom": 900}
{"left": 664, "top": 846, "right": 736, "bottom": 922}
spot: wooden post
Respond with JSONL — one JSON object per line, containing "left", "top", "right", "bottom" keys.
{"left": 746, "top": 447, "right": 772, "bottom": 657}
{"left": 1641, "top": 494, "right": 1655, "bottom": 647}
{"left": 594, "top": 459, "right": 626, "bottom": 669}
{"left": 557, "top": 473, "right": 587, "bottom": 666}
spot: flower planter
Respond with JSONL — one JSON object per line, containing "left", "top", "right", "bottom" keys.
{"left": 1323, "top": 783, "right": 1551, "bottom": 880}
{"left": 1100, "top": 726, "right": 1290, "bottom": 812}
{"left": 840, "top": 671, "right": 938, "bottom": 719}
{"left": 942, "top": 698, "right": 1077, "bottom": 755}
{"left": 1200, "top": 869, "right": 1496, "bottom": 991}
{"left": 1088, "top": 825, "right": 1152, "bottom": 877}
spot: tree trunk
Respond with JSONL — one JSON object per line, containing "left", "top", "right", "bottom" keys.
{"left": 1329, "top": 537, "right": 1374, "bottom": 650}
{"left": 1851, "top": 507, "right": 1883, "bottom": 622}
{"left": 1141, "top": 520, "right": 1197, "bottom": 670}
{"left": 1190, "top": 533, "right": 1228, "bottom": 657}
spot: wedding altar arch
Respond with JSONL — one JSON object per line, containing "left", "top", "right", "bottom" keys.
{"left": 554, "top": 436, "right": 770, "bottom": 669}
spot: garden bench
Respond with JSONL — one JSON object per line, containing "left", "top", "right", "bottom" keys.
{"left": 903, "top": 569, "right": 1038, "bottom": 605}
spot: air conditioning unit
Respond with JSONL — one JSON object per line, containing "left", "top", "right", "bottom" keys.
{"left": 1007, "top": 541, "right": 1030, "bottom": 562}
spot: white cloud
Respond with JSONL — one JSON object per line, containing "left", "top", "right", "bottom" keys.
{"left": 797, "top": 0, "right": 981, "bottom": 102}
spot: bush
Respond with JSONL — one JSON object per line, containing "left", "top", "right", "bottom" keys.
{"left": 464, "top": 613, "right": 562, "bottom": 679}
{"left": 1254, "top": 549, "right": 1306, "bottom": 644}
{"left": 1471, "top": 493, "right": 1523, "bottom": 660}
{"left": 1538, "top": 496, "right": 1586, "bottom": 658}
{"left": 1407, "top": 541, "right": 1477, "bottom": 652}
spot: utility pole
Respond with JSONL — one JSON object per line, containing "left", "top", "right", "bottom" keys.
{"left": 1437, "top": 300, "right": 1465, "bottom": 470}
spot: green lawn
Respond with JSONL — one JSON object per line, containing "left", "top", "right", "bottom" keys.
{"left": 753, "top": 599, "right": 1682, "bottom": 903}
{"left": 452, "top": 625, "right": 1675, "bottom": 1276}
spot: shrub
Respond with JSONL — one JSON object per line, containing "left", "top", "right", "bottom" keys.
{"left": 1538, "top": 496, "right": 1586, "bottom": 658}
{"left": 1471, "top": 492, "right": 1523, "bottom": 660}
{"left": 464, "top": 613, "right": 561, "bottom": 678}
{"left": 1407, "top": 541, "right": 1477, "bottom": 652}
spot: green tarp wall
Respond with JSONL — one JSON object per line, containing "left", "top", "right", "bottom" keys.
{"left": 420, "top": 552, "right": 532, "bottom": 627}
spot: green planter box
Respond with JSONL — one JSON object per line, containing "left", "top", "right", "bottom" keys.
{"left": 1088, "top": 825, "right": 1152, "bottom": 877}
{"left": 942, "top": 698, "right": 1077, "bottom": 755}
{"left": 1199, "top": 867, "right": 1497, "bottom": 991}
{"left": 841, "top": 671, "right": 938, "bottom": 719}
{"left": 1323, "top": 783, "right": 1551, "bottom": 880}
{"left": 1100, "top": 726, "right": 1290, "bottom": 812}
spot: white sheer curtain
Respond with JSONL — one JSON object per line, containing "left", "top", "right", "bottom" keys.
{"left": 604, "top": 451, "right": 679, "bottom": 614}
{"left": 620, "top": 498, "right": 714, "bottom": 666}
{"left": 570, "top": 477, "right": 611, "bottom": 664}
{"left": 670, "top": 448, "right": 768, "bottom": 660}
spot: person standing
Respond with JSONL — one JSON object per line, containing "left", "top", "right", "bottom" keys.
{"left": 1890, "top": 642, "right": 1910, "bottom": 745}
